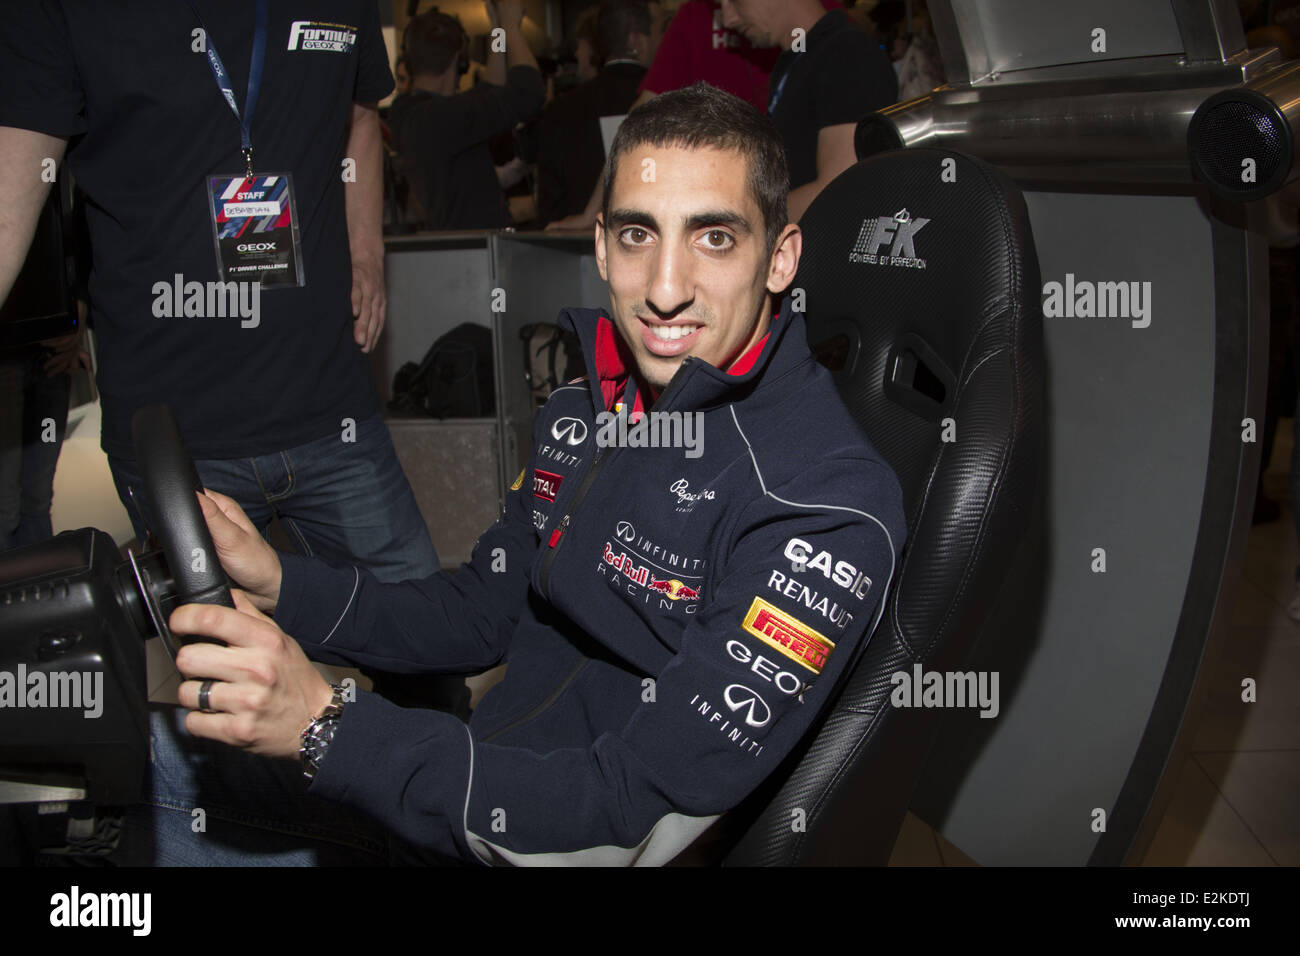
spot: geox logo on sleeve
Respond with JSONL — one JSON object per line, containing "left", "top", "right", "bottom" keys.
{"left": 849, "top": 208, "right": 928, "bottom": 269}
{"left": 288, "top": 21, "right": 358, "bottom": 52}
{"left": 741, "top": 597, "right": 835, "bottom": 675}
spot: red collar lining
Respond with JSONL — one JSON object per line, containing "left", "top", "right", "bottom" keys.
{"left": 593, "top": 314, "right": 773, "bottom": 415}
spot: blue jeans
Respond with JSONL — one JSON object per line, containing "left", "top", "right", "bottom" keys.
{"left": 108, "top": 412, "right": 472, "bottom": 716}
{"left": 4, "top": 706, "right": 448, "bottom": 866}
{"left": 107, "top": 412, "right": 438, "bottom": 585}
{"left": 1, "top": 417, "right": 467, "bottom": 865}
{"left": 0, "top": 351, "right": 70, "bottom": 552}
{"left": 102, "top": 707, "right": 447, "bottom": 866}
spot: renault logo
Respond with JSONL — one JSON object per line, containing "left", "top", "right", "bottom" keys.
{"left": 551, "top": 417, "right": 588, "bottom": 446}
{"left": 724, "top": 684, "right": 771, "bottom": 728}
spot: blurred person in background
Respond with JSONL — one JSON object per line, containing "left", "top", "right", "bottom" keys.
{"left": 390, "top": 0, "right": 544, "bottom": 229}
{"left": 893, "top": 1, "right": 944, "bottom": 100}
{"left": 574, "top": 3, "right": 604, "bottom": 84}
{"left": 0, "top": 0, "right": 465, "bottom": 714}
{"left": 394, "top": 54, "right": 414, "bottom": 97}
{"left": 720, "top": 0, "right": 896, "bottom": 221}
{"left": 546, "top": 0, "right": 864, "bottom": 231}
{"left": 534, "top": 0, "right": 665, "bottom": 227}
{"left": 0, "top": 318, "right": 89, "bottom": 552}
{"left": 0, "top": 180, "right": 91, "bottom": 554}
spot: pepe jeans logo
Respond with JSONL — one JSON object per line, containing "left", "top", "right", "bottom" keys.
{"left": 669, "top": 479, "right": 716, "bottom": 511}
{"left": 848, "top": 209, "right": 928, "bottom": 269}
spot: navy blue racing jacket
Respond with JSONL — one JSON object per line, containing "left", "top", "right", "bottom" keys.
{"left": 274, "top": 296, "right": 906, "bottom": 864}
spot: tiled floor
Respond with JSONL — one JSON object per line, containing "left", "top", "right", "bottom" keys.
{"left": 887, "top": 423, "right": 1300, "bottom": 866}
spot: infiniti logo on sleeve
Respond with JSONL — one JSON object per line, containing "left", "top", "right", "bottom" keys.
{"left": 723, "top": 684, "right": 771, "bottom": 728}
{"left": 551, "top": 418, "right": 588, "bottom": 446}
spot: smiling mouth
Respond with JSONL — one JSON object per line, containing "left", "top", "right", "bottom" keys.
{"left": 639, "top": 316, "right": 704, "bottom": 356}
{"left": 649, "top": 323, "right": 701, "bottom": 341}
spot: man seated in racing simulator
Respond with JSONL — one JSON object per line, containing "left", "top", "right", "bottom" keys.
{"left": 10, "top": 82, "right": 906, "bottom": 866}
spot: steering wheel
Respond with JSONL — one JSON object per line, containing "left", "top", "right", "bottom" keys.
{"left": 130, "top": 405, "right": 234, "bottom": 663}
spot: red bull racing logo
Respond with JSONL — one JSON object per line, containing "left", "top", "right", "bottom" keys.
{"left": 646, "top": 578, "right": 700, "bottom": 601}
{"left": 601, "top": 542, "right": 702, "bottom": 611}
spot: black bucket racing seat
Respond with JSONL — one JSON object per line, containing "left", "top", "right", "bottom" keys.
{"left": 720, "top": 148, "right": 1046, "bottom": 865}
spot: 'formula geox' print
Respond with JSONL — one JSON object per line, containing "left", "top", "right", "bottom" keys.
{"left": 206, "top": 173, "right": 305, "bottom": 288}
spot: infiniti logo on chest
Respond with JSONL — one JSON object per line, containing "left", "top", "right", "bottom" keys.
{"left": 551, "top": 418, "right": 588, "bottom": 446}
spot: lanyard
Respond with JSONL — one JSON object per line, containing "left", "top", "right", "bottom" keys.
{"left": 767, "top": 66, "right": 790, "bottom": 115}
{"left": 187, "top": 0, "right": 269, "bottom": 177}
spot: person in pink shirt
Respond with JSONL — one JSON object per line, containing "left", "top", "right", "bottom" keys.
{"left": 546, "top": 0, "right": 846, "bottom": 231}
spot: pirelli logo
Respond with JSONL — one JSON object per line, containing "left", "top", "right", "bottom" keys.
{"left": 742, "top": 597, "right": 835, "bottom": 675}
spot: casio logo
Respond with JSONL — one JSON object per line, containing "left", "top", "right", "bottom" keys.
{"left": 784, "top": 538, "right": 872, "bottom": 599}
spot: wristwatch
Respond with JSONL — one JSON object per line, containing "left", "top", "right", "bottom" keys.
{"left": 299, "top": 682, "right": 347, "bottom": 781}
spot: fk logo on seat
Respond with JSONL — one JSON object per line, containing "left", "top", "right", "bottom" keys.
{"left": 849, "top": 209, "right": 929, "bottom": 269}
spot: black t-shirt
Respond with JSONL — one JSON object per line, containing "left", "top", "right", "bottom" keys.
{"left": 767, "top": 9, "right": 897, "bottom": 190}
{"left": 388, "top": 66, "right": 545, "bottom": 230}
{"left": 0, "top": 1, "right": 394, "bottom": 459}
{"left": 534, "top": 61, "right": 646, "bottom": 226}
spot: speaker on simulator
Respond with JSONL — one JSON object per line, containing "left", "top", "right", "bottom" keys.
{"left": 1188, "top": 61, "right": 1300, "bottom": 201}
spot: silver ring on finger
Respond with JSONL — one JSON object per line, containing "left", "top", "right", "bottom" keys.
{"left": 198, "top": 679, "right": 218, "bottom": 714}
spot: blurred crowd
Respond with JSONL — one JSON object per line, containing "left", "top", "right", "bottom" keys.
{"left": 379, "top": 0, "right": 944, "bottom": 234}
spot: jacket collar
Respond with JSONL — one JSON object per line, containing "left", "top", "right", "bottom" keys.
{"left": 556, "top": 294, "right": 810, "bottom": 417}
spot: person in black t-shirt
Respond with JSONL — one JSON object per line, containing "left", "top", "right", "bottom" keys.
{"left": 0, "top": 0, "right": 469, "bottom": 716}
{"left": 720, "top": 0, "right": 897, "bottom": 222}
{"left": 389, "top": 1, "right": 546, "bottom": 230}
{"left": 394, "top": 55, "right": 414, "bottom": 98}
{"left": 533, "top": 0, "right": 665, "bottom": 227}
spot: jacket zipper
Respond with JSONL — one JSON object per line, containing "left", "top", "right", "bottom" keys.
{"left": 480, "top": 656, "right": 587, "bottom": 743}
{"left": 508, "top": 359, "right": 696, "bottom": 742}
{"left": 537, "top": 358, "right": 693, "bottom": 598}
{"left": 539, "top": 446, "right": 608, "bottom": 595}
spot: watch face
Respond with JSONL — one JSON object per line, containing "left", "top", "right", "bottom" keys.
{"left": 303, "top": 716, "right": 340, "bottom": 777}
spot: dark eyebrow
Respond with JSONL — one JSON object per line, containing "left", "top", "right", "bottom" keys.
{"left": 608, "top": 208, "right": 659, "bottom": 232}
{"left": 684, "top": 210, "right": 754, "bottom": 235}
{"left": 607, "top": 208, "right": 754, "bottom": 236}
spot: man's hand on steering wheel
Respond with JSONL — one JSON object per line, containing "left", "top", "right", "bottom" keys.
{"left": 171, "top": 589, "right": 334, "bottom": 759}
{"left": 195, "top": 489, "right": 283, "bottom": 613}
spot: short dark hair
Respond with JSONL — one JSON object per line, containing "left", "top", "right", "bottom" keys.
{"left": 602, "top": 82, "right": 790, "bottom": 257}
{"left": 403, "top": 10, "right": 466, "bottom": 78}
{"left": 596, "top": 0, "right": 653, "bottom": 64}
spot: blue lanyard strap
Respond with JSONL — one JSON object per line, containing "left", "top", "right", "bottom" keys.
{"left": 187, "top": 0, "right": 269, "bottom": 176}
{"left": 767, "top": 67, "right": 790, "bottom": 115}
